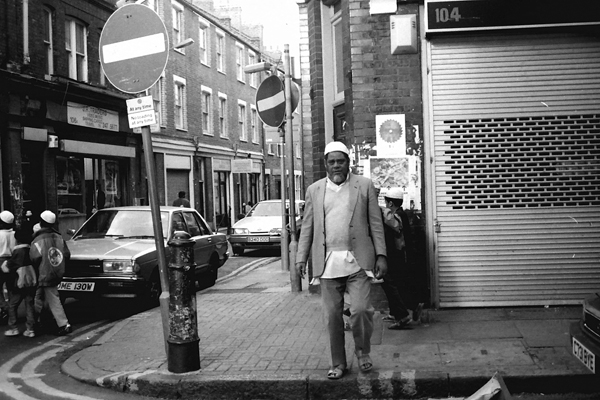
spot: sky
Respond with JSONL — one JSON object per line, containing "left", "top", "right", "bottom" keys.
{"left": 219, "top": 0, "right": 301, "bottom": 54}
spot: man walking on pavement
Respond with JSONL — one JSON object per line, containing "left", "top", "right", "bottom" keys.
{"left": 380, "top": 187, "right": 424, "bottom": 330}
{"left": 296, "top": 141, "right": 387, "bottom": 380}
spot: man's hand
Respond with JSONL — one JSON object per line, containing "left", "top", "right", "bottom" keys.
{"left": 374, "top": 256, "right": 387, "bottom": 279}
{"left": 296, "top": 261, "right": 307, "bottom": 279}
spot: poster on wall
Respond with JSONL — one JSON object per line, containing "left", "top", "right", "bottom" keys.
{"left": 349, "top": 121, "right": 423, "bottom": 210}
{"left": 375, "top": 114, "right": 406, "bottom": 157}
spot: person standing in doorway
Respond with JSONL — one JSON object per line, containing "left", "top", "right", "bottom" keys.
{"left": 172, "top": 191, "right": 191, "bottom": 208}
{"left": 380, "top": 187, "right": 424, "bottom": 330}
{"left": 96, "top": 182, "right": 106, "bottom": 211}
{"left": 31, "top": 211, "right": 72, "bottom": 336}
{"left": 296, "top": 141, "right": 387, "bottom": 379}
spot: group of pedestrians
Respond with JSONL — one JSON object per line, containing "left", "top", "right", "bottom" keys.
{"left": 296, "top": 141, "right": 423, "bottom": 380}
{"left": 0, "top": 210, "right": 72, "bottom": 338}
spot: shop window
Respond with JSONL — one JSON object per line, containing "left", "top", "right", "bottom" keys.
{"left": 57, "top": 156, "right": 84, "bottom": 213}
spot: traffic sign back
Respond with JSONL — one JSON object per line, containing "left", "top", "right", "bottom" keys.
{"left": 100, "top": 4, "right": 169, "bottom": 94}
{"left": 256, "top": 75, "right": 286, "bottom": 128}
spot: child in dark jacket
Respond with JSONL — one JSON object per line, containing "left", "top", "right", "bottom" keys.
{"left": 3, "top": 228, "right": 36, "bottom": 337}
{"left": 31, "top": 211, "right": 72, "bottom": 336}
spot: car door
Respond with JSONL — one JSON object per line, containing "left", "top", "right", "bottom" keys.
{"left": 182, "top": 211, "right": 212, "bottom": 274}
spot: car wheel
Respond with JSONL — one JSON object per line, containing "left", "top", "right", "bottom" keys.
{"left": 197, "top": 257, "right": 219, "bottom": 290}
{"left": 233, "top": 246, "right": 244, "bottom": 256}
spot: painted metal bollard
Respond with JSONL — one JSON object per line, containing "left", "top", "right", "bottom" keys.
{"left": 167, "top": 231, "right": 200, "bottom": 373}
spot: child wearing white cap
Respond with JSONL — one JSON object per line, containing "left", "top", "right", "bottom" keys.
{"left": 0, "top": 210, "right": 16, "bottom": 325}
{"left": 30, "top": 210, "right": 72, "bottom": 335}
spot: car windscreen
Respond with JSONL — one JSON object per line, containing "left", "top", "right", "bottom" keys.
{"left": 248, "top": 202, "right": 282, "bottom": 217}
{"left": 73, "top": 210, "right": 169, "bottom": 239}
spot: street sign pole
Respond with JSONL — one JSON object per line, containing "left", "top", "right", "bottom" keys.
{"left": 141, "top": 124, "right": 170, "bottom": 353}
{"left": 284, "top": 44, "right": 301, "bottom": 292}
{"left": 99, "top": 3, "right": 171, "bottom": 357}
{"left": 279, "top": 128, "right": 289, "bottom": 273}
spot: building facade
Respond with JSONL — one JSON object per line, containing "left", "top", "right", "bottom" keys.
{"left": 298, "top": 0, "right": 600, "bottom": 308}
{"left": 0, "top": 0, "right": 274, "bottom": 236}
{"left": 0, "top": 0, "right": 144, "bottom": 237}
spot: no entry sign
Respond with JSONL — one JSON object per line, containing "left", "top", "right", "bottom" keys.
{"left": 100, "top": 4, "right": 169, "bottom": 94}
{"left": 256, "top": 75, "right": 286, "bottom": 128}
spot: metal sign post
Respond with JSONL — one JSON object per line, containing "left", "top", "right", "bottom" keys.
{"left": 100, "top": 3, "right": 170, "bottom": 356}
{"left": 283, "top": 44, "right": 301, "bottom": 292}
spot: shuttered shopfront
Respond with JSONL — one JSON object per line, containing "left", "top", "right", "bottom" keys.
{"left": 429, "top": 32, "right": 600, "bottom": 307}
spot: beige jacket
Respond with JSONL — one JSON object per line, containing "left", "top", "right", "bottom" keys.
{"left": 296, "top": 174, "right": 386, "bottom": 278}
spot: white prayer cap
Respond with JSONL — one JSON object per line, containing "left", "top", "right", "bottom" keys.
{"left": 40, "top": 210, "right": 56, "bottom": 224}
{"left": 0, "top": 211, "right": 14, "bottom": 224}
{"left": 324, "top": 141, "right": 349, "bottom": 156}
{"left": 384, "top": 187, "right": 404, "bottom": 200}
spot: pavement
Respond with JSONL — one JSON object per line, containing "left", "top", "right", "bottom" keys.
{"left": 62, "top": 258, "right": 600, "bottom": 399}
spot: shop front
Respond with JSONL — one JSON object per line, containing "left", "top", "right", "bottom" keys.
{"left": 424, "top": 0, "right": 600, "bottom": 307}
{"left": 2, "top": 73, "right": 142, "bottom": 237}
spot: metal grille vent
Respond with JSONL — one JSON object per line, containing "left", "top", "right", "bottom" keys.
{"left": 443, "top": 114, "right": 600, "bottom": 209}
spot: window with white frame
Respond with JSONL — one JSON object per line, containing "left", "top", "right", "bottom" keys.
{"left": 247, "top": 51, "right": 257, "bottom": 87}
{"left": 150, "top": 75, "right": 165, "bottom": 126}
{"left": 65, "top": 18, "right": 87, "bottom": 81}
{"left": 238, "top": 100, "right": 247, "bottom": 141}
{"left": 198, "top": 17, "right": 209, "bottom": 66}
{"left": 201, "top": 86, "right": 212, "bottom": 135}
{"left": 296, "top": 142, "right": 301, "bottom": 158}
{"left": 268, "top": 143, "right": 275, "bottom": 155}
{"left": 236, "top": 42, "right": 245, "bottom": 82}
{"left": 43, "top": 7, "right": 54, "bottom": 77}
{"left": 251, "top": 106, "right": 258, "bottom": 143}
{"left": 216, "top": 30, "right": 225, "bottom": 72}
{"left": 172, "top": 1, "right": 184, "bottom": 53}
{"left": 173, "top": 75, "right": 187, "bottom": 130}
{"left": 218, "top": 93, "right": 228, "bottom": 138}
{"left": 331, "top": 8, "right": 344, "bottom": 100}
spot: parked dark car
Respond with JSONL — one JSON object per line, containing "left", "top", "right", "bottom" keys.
{"left": 570, "top": 291, "right": 600, "bottom": 374}
{"left": 59, "top": 206, "right": 229, "bottom": 303}
{"left": 229, "top": 200, "right": 304, "bottom": 256}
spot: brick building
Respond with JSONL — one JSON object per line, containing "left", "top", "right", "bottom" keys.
{"left": 0, "top": 0, "right": 276, "bottom": 235}
{"left": 297, "top": 0, "right": 600, "bottom": 308}
{"left": 0, "top": 0, "right": 143, "bottom": 236}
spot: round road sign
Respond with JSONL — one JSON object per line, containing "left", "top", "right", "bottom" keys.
{"left": 100, "top": 4, "right": 169, "bottom": 94}
{"left": 256, "top": 75, "right": 286, "bottom": 128}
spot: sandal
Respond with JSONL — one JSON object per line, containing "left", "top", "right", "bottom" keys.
{"left": 327, "top": 365, "right": 347, "bottom": 379}
{"left": 355, "top": 352, "right": 373, "bottom": 372}
{"left": 388, "top": 317, "right": 412, "bottom": 330}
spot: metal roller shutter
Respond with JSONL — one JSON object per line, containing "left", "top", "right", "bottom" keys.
{"left": 430, "top": 33, "right": 600, "bottom": 307}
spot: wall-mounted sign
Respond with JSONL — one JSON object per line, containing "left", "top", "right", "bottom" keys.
{"left": 67, "top": 102, "right": 119, "bottom": 131}
{"left": 426, "top": 0, "right": 600, "bottom": 33}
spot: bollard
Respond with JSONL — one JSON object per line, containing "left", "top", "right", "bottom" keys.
{"left": 167, "top": 231, "right": 200, "bottom": 373}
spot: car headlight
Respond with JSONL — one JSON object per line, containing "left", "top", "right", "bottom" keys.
{"left": 269, "top": 228, "right": 282, "bottom": 236}
{"left": 234, "top": 228, "right": 249, "bottom": 235}
{"left": 103, "top": 260, "right": 137, "bottom": 273}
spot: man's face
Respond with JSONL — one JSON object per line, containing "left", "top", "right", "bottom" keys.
{"left": 325, "top": 151, "right": 350, "bottom": 184}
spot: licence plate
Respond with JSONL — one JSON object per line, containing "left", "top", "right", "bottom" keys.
{"left": 572, "top": 336, "right": 596, "bottom": 373}
{"left": 58, "top": 281, "right": 95, "bottom": 292}
{"left": 248, "top": 236, "right": 269, "bottom": 242}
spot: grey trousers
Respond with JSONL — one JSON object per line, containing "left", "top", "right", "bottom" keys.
{"left": 320, "top": 269, "right": 374, "bottom": 368}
